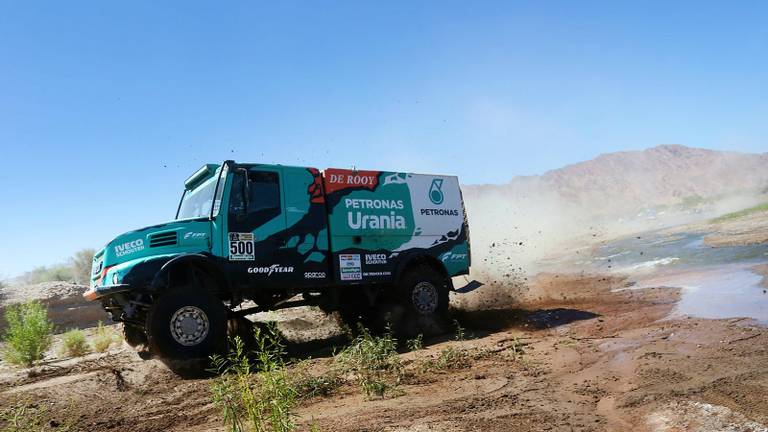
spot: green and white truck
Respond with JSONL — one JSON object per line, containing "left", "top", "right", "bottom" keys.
{"left": 84, "top": 161, "right": 471, "bottom": 362}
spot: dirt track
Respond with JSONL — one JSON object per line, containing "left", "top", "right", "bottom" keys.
{"left": 2, "top": 273, "right": 767, "bottom": 431}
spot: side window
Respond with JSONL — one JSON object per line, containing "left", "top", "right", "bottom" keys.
{"left": 228, "top": 169, "right": 282, "bottom": 228}
{"left": 247, "top": 171, "right": 280, "bottom": 214}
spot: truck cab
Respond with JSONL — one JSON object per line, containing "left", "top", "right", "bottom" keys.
{"left": 84, "top": 160, "right": 470, "bottom": 366}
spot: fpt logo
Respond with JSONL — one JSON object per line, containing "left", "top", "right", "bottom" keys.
{"left": 429, "top": 178, "right": 444, "bottom": 205}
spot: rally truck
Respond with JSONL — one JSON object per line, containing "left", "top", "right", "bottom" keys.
{"left": 84, "top": 161, "right": 471, "bottom": 362}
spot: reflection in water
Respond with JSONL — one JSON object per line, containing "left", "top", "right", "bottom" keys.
{"left": 595, "top": 231, "right": 768, "bottom": 272}
{"left": 596, "top": 231, "right": 768, "bottom": 324}
{"left": 633, "top": 264, "right": 768, "bottom": 325}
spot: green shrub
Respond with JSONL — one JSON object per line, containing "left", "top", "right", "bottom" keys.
{"left": 406, "top": 334, "right": 423, "bottom": 351}
{"left": 19, "top": 248, "right": 95, "bottom": 285}
{"left": 69, "top": 249, "right": 95, "bottom": 286}
{"left": 453, "top": 319, "right": 466, "bottom": 341}
{"left": 2, "top": 301, "right": 54, "bottom": 367}
{"left": 714, "top": 202, "right": 768, "bottom": 222}
{"left": 59, "top": 329, "right": 88, "bottom": 358}
{"left": 336, "top": 325, "right": 402, "bottom": 399}
{"left": 92, "top": 322, "right": 119, "bottom": 353}
{"left": 21, "top": 265, "right": 73, "bottom": 285}
{"left": 210, "top": 324, "right": 297, "bottom": 432}
{"left": 292, "top": 368, "right": 343, "bottom": 399}
{"left": 419, "top": 346, "right": 472, "bottom": 372}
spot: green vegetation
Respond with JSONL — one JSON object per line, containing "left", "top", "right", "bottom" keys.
{"left": 292, "top": 366, "right": 342, "bottom": 400}
{"left": 21, "top": 264, "right": 73, "bottom": 285}
{"left": 336, "top": 326, "right": 403, "bottom": 399}
{"left": 92, "top": 322, "right": 120, "bottom": 353}
{"left": 452, "top": 319, "right": 468, "bottom": 341}
{"left": 420, "top": 346, "right": 471, "bottom": 372}
{"left": 406, "top": 334, "right": 423, "bottom": 351}
{"left": 59, "top": 329, "right": 89, "bottom": 358}
{"left": 70, "top": 248, "right": 96, "bottom": 285}
{"left": 21, "top": 249, "right": 95, "bottom": 285}
{"left": 2, "top": 301, "right": 54, "bottom": 367}
{"left": 714, "top": 202, "right": 768, "bottom": 222}
{"left": 210, "top": 324, "right": 297, "bottom": 432}
{"left": 506, "top": 335, "right": 526, "bottom": 360}
{"left": 0, "top": 398, "right": 75, "bottom": 432}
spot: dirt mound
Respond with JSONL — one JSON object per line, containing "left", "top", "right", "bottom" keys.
{"left": 0, "top": 282, "right": 106, "bottom": 332}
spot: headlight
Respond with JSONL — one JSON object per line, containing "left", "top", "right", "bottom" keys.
{"left": 112, "top": 273, "right": 119, "bottom": 285}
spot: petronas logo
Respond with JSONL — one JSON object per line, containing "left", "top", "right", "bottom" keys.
{"left": 429, "top": 179, "right": 444, "bottom": 205}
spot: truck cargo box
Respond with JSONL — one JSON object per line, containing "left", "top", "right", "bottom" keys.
{"left": 323, "top": 168, "right": 470, "bottom": 284}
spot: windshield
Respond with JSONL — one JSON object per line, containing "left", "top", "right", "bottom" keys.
{"left": 176, "top": 166, "right": 227, "bottom": 220}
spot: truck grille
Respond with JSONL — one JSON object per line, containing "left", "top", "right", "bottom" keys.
{"left": 149, "top": 231, "right": 178, "bottom": 247}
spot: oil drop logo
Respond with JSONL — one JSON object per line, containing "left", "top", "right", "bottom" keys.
{"left": 429, "top": 178, "right": 444, "bottom": 205}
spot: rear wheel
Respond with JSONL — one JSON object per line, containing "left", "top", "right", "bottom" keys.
{"left": 385, "top": 264, "right": 450, "bottom": 337}
{"left": 146, "top": 286, "right": 227, "bottom": 361}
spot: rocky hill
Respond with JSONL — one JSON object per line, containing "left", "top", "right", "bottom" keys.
{"left": 540, "top": 145, "right": 768, "bottom": 213}
{"left": 462, "top": 145, "right": 768, "bottom": 277}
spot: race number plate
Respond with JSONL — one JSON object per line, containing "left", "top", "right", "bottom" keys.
{"left": 228, "top": 232, "right": 255, "bottom": 261}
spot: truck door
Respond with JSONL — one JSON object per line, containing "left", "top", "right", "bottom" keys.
{"left": 225, "top": 167, "right": 294, "bottom": 289}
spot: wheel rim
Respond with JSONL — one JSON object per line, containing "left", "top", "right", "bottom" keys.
{"left": 412, "top": 281, "right": 439, "bottom": 314}
{"left": 170, "top": 306, "right": 210, "bottom": 346}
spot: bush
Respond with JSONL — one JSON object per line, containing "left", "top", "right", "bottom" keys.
{"left": 22, "top": 265, "right": 73, "bottom": 285}
{"left": 336, "top": 326, "right": 403, "bottom": 399}
{"left": 406, "top": 334, "right": 424, "bottom": 351}
{"left": 70, "top": 249, "right": 95, "bottom": 286}
{"left": 20, "top": 248, "right": 95, "bottom": 285}
{"left": 292, "top": 366, "right": 343, "bottom": 400}
{"left": 59, "top": 329, "right": 89, "bottom": 358}
{"left": 422, "top": 346, "right": 471, "bottom": 371}
{"left": 92, "top": 322, "right": 119, "bottom": 353}
{"left": 210, "top": 324, "right": 297, "bottom": 432}
{"left": 2, "top": 301, "right": 54, "bottom": 367}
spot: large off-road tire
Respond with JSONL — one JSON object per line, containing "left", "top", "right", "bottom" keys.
{"left": 383, "top": 264, "right": 450, "bottom": 337}
{"left": 146, "top": 286, "right": 227, "bottom": 362}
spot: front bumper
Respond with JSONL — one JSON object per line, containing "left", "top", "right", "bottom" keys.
{"left": 82, "top": 284, "right": 132, "bottom": 301}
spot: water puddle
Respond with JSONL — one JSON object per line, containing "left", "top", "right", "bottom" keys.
{"left": 595, "top": 231, "right": 768, "bottom": 324}
{"left": 633, "top": 264, "right": 768, "bottom": 325}
{"left": 594, "top": 231, "right": 768, "bottom": 273}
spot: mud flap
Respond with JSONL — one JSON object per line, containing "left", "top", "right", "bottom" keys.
{"left": 454, "top": 279, "right": 483, "bottom": 294}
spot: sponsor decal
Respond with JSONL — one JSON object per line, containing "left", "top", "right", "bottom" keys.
{"left": 248, "top": 264, "right": 294, "bottom": 275}
{"left": 344, "top": 198, "right": 404, "bottom": 210}
{"left": 420, "top": 208, "right": 460, "bottom": 216}
{"left": 339, "top": 254, "right": 362, "bottom": 281}
{"left": 365, "top": 253, "right": 387, "bottom": 265}
{"left": 304, "top": 271, "right": 327, "bottom": 279}
{"left": 429, "top": 178, "right": 445, "bottom": 205}
{"left": 348, "top": 211, "right": 406, "bottom": 230}
{"left": 115, "top": 239, "right": 144, "bottom": 257}
{"left": 323, "top": 168, "right": 380, "bottom": 194}
{"left": 363, "top": 271, "right": 392, "bottom": 277}
{"left": 228, "top": 232, "right": 255, "bottom": 261}
{"left": 307, "top": 168, "right": 325, "bottom": 204}
{"left": 441, "top": 252, "right": 468, "bottom": 262}
{"left": 344, "top": 198, "right": 408, "bottom": 230}
{"left": 184, "top": 232, "right": 207, "bottom": 240}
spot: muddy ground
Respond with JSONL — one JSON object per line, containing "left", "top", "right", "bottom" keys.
{"left": 2, "top": 271, "right": 767, "bottom": 432}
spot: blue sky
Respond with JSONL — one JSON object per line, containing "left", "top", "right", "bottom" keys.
{"left": 1, "top": 1, "right": 767, "bottom": 277}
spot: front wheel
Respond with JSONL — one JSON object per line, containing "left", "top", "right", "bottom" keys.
{"left": 146, "top": 287, "right": 227, "bottom": 361}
